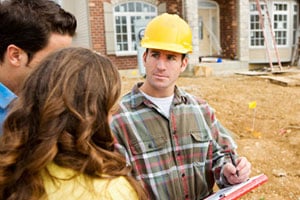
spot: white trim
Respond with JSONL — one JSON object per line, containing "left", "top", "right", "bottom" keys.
{"left": 113, "top": 1, "right": 157, "bottom": 55}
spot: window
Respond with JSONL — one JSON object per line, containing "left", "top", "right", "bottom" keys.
{"left": 114, "top": 2, "right": 157, "bottom": 55}
{"left": 249, "top": 1, "right": 292, "bottom": 47}
{"left": 249, "top": 2, "right": 266, "bottom": 47}
{"left": 273, "top": 2, "right": 288, "bottom": 46}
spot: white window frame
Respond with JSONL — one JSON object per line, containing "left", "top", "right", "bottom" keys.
{"left": 272, "top": 2, "right": 289, "bottom": 47}
{"left": 249, "top": 2, "right": 267, "bottom": 48}
{"left": 113, "top": 2, "right": 157, "bottom": 56}
{"left": 249, "top": 1, "right": 296, "bottom": 48}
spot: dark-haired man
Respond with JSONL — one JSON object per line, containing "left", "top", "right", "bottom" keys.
{"left": 0, "top": 0, "right": 77, "bottom": 134}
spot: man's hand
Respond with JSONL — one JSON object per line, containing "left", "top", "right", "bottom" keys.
{"left": 223, "top": 157, "right": 251, "bottom": 184}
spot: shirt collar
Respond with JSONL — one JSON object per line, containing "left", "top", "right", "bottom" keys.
{"left": 130, "top": 82, "right": 188, "bottom": 108}
{"left": 0, "top": 82, "right": 17, "bottom": 109}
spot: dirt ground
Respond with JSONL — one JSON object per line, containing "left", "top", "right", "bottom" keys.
{"left": 120, "top": 70, "right": 300, "bottom": 200}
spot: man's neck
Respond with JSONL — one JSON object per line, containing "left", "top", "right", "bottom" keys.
{"left": 139, "top": 82, "right": 175, "bottom": 98}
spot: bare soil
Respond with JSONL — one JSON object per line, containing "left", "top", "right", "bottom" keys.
{"left": 121, "top": 71, "right": 300, "bottom": 200}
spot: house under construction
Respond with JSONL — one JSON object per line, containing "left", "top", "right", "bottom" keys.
{"left": 55, "top": 0, "right": 300, "bottom": 72}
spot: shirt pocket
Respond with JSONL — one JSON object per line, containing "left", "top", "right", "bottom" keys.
{"left": 130, "top": 136, "right": 167, "bottom": 155}
{"left": 189, "top": 130, "right": 212, "bottom": 163}
{"left": 190, "top": 130, "right": 210, "bottom": 142}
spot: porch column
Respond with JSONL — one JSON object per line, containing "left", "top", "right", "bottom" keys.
{"left": 183, "top": 0, "right": 200, "bottom": 71}
{"left": 237, "top": 0, "right": 250, "bottom": 62}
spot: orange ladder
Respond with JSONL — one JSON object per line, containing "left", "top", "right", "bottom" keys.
{"left": 255, "top": 0, "right": 282, "bottom": 71}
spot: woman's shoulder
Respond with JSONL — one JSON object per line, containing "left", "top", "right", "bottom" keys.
{"left": 43, "top": 163, "right": 138, "bottom": 200}
{"left": 94, "top": 176, "right": 138, "bottom": 200}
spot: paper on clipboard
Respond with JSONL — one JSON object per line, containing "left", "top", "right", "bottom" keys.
{"left": 204, "top": 174, "right": 268, "bottom": 200}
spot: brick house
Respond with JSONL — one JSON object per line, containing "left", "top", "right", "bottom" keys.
{"left": 59, "top": 0, "right": 299, "bottom": 71}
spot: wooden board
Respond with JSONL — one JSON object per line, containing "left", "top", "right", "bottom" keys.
{"left": 262, "top": 74, "right": 300, "bottom": 86}
{"left": 235, "top": 71, "right": 270, "bottom": 76}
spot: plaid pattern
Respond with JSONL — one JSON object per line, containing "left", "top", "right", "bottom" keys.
{"left": 111, "top": 83, "right": 237, "bottom": 200}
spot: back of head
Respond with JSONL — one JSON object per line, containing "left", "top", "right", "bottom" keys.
{"left": 0, "top": 47, "right": 124, "bottom": 199}
{"left": 18, "top": 47, "right": 121, "bottom": 160}
{"left": 0, "top": 0, "right": 77, "bottom": 63}
{"left": 25, "top": 0, "right": 77, "bottom": 36}
{"left": 141, "top": 13, "right": 193, "bottom": 54}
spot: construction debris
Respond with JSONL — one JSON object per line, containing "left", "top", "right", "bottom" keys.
{"left": 236, "top": 67, "right": 300, "bottom": 87}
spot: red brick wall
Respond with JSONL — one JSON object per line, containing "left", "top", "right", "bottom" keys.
{"left": 89, "top": 0, "right": 106, "bottom": 55}
{"left": 89, "top": 0, "right": 237, "bottom": 69}
{"left": 215, "top": 0, "right": 238, "bottom": 59}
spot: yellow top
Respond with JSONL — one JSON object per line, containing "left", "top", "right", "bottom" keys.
{"left": 42, "top": 163, "right": 138, "bottom": 200}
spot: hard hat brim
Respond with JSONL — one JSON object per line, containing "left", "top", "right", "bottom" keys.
{"left": 141, "top": 41, "right": 192, "bottom": 54}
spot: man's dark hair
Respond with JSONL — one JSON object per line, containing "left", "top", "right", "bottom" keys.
{"left": 0, "top": 0, "right": 77, "bottom": 63}
{"left": 145, "top": 48, "right": 187, "bottom": 60}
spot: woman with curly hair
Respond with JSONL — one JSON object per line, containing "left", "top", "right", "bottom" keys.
{"left": 0, "top": 47, "right": 147, "bottom": 200}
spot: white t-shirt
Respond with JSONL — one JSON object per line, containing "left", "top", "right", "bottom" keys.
{"left": 141, "top": 91, "right": 174, "bottom": 118}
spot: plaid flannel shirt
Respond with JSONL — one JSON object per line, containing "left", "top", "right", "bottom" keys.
{"left": 111, "top": 83, "right": 237, "bottom": 200}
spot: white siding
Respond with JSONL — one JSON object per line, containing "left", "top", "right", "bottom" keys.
{"left": 61, "top": 0, "right": 91, "bottom": 48}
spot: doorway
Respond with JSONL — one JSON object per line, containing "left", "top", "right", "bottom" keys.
{"left": 198, "top": 0, "right": 221, "bottom": 56}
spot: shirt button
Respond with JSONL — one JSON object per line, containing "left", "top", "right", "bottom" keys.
{"left": 182, "top": 173, "right": 185, "bottom": 177}
{"left": 185, "top": 194, "right": 189, "bottom": 199}
{"left": 177, "top": 152, "right": 180, "bottom": 156}
{"left": 173, "top": 130, "right": 176, "bottom": 134}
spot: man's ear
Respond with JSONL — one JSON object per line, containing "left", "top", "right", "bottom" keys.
{"left": 142, "top": 50, "right": 147, "bottom": 63}
{"left": 6, "top": 45, "right": 26, "bottom": 67}
{"left": 180, "top": 56, "right": 189, "bottom": 72}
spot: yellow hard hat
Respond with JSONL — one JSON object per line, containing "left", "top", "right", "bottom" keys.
{"left": 141, "top": 13, "right": 192, "bottom": 54}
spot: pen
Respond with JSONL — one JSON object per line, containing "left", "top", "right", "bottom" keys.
{"left": 229, "top": 151, "right": 239, "bottom": 177}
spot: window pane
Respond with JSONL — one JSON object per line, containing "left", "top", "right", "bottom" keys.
{"left": 123, "top": 34, "right": 127, "bottom": 42}
{"left": 143, "top": 4, "right": 150, "bottom": 12}
{"left": 117, "top": 34, "right": 122, "bottom": 43}
{"left": 120, "top": 4, "right": 127, "bottom": 12}
{"left": 115, "top": 16, "right": 120, "bottom": 24}
{"left": 136, "top": 2, "right": 142, "bottom": 12}
{"left": 124, "top": 44, "right": 128, "bottom": 51}
{"left": 250, "top": 4, "right": 256, "bottom": 12}
{"left": 122, "top": 17, "right": 126, "bottom": 24}
{"left": 129, "top": 2, "right": 134, "bottom": 12}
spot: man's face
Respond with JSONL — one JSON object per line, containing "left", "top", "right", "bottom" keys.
{"left": 142, "top": 48, "right": 188, "bottom": 97}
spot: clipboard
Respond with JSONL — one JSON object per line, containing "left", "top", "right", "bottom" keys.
{"left": 204, "top": 174, "right": 268, "bottom": 200}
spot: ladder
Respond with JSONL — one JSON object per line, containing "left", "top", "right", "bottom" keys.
{"left": 255, "top": 0, "right": 282, "bottom": 71}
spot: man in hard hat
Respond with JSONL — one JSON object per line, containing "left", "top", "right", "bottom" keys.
{"left": 111, "top": 13, "right": 251, "bottom": 199}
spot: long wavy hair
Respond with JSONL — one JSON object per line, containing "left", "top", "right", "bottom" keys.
{"left": 0, "top": 47, "right": 147, "bottom": 200}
